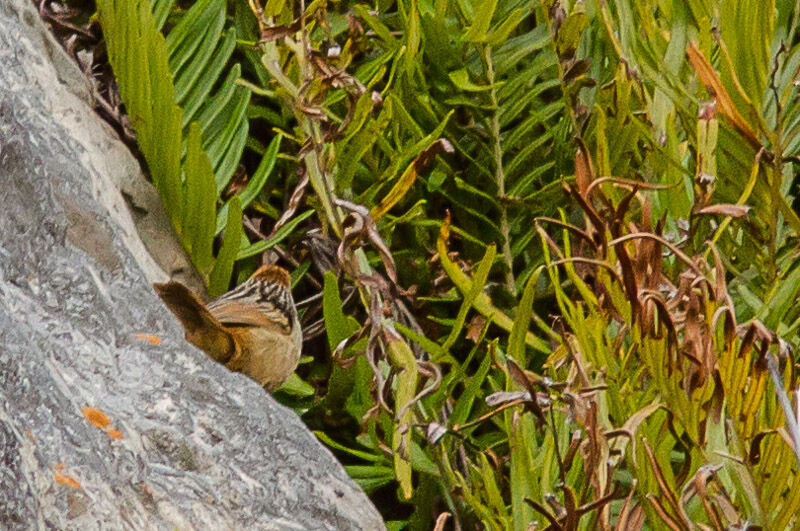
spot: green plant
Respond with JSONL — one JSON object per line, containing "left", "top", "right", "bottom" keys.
{"left": 96, "top": 0, "right": 270, "bottom": 294}
{"left": 95, "top": 0, "right": 800, "bottom": 526}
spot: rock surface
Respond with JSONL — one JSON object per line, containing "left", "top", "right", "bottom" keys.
{"left": 0, "top": 2, "right": 384, "bottom": 529}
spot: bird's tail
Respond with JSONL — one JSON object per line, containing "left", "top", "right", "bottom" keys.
{"left": 153, "top": 281, "right": 237, "bottom": 364}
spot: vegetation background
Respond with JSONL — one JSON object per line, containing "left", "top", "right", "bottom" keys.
{"left": 48, "top": 0, "right": 800, "bottom": 527}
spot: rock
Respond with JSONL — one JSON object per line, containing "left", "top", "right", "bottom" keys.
{"left": 0, "top": 2, "right": 384, "bottom": 529}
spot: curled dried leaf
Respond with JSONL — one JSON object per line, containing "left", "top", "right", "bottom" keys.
{"left": 426, "top": 423, "right": 447, "bottom": 445}
{"left": 686, "top": 43, "right": 761, "bottom": 151}
{"left": 574, "top": 145, "right": 594, "bottom": 197}
{"left": 336, "top": 199, "right": 398, "bottom": 283}
{"left": 695, "top": 204, "right": 751, "bottom": 217}
{"left": 258, "top": 15, "right": 308, "bottom": 42}
{"left": 748, "top": 430, "right": 776, "bottom": 464}
{"left": 432, "top": 512, "right": 451, "bottom": 531}
{"left": 506, "top": 358, "right": 547, "bottom": 427}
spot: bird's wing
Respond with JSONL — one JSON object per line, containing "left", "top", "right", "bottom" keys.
{"left": 207, "top": 299, "right": 291, "bottom": 334}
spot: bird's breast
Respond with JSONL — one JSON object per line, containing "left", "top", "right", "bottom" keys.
{"left": 226, "top": 325, "right": 302, "bottom": 390}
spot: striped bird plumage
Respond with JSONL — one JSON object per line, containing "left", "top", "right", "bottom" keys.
{"left": 207, "top": 266, "right": 297, "bottom": 334}
{"left": 154, "top": 264, "right": 302, "bottom": 390}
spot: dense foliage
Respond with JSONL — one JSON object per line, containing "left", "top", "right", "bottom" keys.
{"left": 90, "top": 0, "right": 800, "bottom": 527}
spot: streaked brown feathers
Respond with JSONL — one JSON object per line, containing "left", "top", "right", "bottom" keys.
{"left": 154, "top": 264, "right": 302, "bottom": 390}
{"left": 250, "top": 264, "right": 291, "bottom": 287}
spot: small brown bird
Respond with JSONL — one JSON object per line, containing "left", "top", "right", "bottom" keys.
{"left": 154, "top": 265, "right": 302, "bottom": 391}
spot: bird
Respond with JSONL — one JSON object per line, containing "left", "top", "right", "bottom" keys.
{"left": 153, "top": 264, "right": 302, "bottom": 391}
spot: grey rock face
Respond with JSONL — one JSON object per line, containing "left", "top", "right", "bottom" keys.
{"left": 0, "top": 2, "right": 384, "bottom": 529}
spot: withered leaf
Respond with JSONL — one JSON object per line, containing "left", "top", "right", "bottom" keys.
{"left": 426, "top": 423, "right": 447, "bottom": 445}
{"left": 749, "top": 430, "right": 774, "bottom": 464}
{"left": 563, "top": 59, "right": 591, "bottom": 83}
{"left": 686, "top": 43, "right": 761, "bottom": 151}
{"left": 574, "top": 143, "right": 594, "bottom": 198}
{"left": 465, "top": 314, "right": 486, "bottom": 343}
{"left": 506, "top": 358, "right": 546, "bottom": 427}
{"left": 259, "top": 16, "right": 306, "bottom": 42}
{"left": 695, "top": 204, "right": 751, "bottom": 217}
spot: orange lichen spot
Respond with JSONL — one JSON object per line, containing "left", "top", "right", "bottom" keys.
{"left": 140, "top": 483, "right": 155, "bottom": 504}
{"left": 135, "top": 333, "right": 162, "bottom": 345}
{"left": 105, "top": 428, "right": 124, "bottom": 440}
{"left": 53, "top": 464, "right": 82, "bottom": 490}
{"left": 24, "top": 429, "right": 36, "bottom": 443}
{"left": 82, "top": 407, "right": 111, "bottom": 429}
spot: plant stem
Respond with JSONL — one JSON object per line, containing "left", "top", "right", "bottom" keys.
{"left": 485, "top": 45, "right": 516, "bottom": 296}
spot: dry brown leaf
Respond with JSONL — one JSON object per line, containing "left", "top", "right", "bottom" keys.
{"left": 370, "top": 138, "right": 453, "bottom": 222}
{"left": 575, "top": 149, "right": 592, "bottom": 198}
{"left": 465, "top": 314, "right": 486, "bottom": 343}
{"left": 506, "top": 358, "right": 546, "bottom": 427}
{"left": 432, "top": 512, "right": 451, "bottom": 531}
{"left": 686, "top": 43, "right": 760, "bottom": 150}
{"left": 259, "top": 16, "right": 306, "bottom": 42}
{"left": 695, "top": 204, "right": 751, "bottom": 217}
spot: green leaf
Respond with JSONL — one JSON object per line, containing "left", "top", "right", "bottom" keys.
{"left": 353, "top": 5, "right": 398, "bottom": 46}
{"left": 314, "top": 431, "right": 385, "bottom": 463}
{"left": 236, "top": 210, "right": 315, "bottom": 259}
{"left": 450, "top": 345, "right": 493, "bottom": 427}
{"left": 180, "top": 31, "right": 237, "bottom": 124}
{"left": 441, "top": 244, "right": 497, "bottom": 351}
{"left": 449, "top": 68, "right": 495, "bottom": 92}
{"left": 509, "top": 412, "right": 537, "bottom": 527}
{"left": 181, "top": 122, "right": 217, "bottom": 275}
{"left": 555, "top": 9, "right": 587, "bottom": 58}
{"left": 208, "top": 195, "right": 242, "bottom": 297}
{"left": 216, "top": 134, "right": 282, "bottom": 234}
{"left": 97, "top": 0, "right": 183, "bottom": 231}
{"left": 321, "top": 271, "right": 367, "bottom": 417}
{"left": 98, "top": 0, "right": 247, "bottom": 290}
{"left": 276, "top": 373, "right": 315, "bottom": 397}
{"left": 173, "top": 9, "right": 226, "bottom": 102}
{"left": 385, "top": 329, "right": 419, "bottom": 500}
{"left": 761, "top": 265, "right": 800, "bottom": 329}
{"left": 508, "top": 266, "right": 543, "bottom": 365}
{"left": 463, "top": 0, "right": 497, "bottom": 42}
{"left": 395, "top": 322, "right": 453, "bottom": 364}
{"left": 485, "top": 8, "right": 525, "bottom": 46}
{"left": 409, "top": 441, "right": 439, "bottom": 476}
{"left": 323, "top": 271, "right": 360, "bottom": 350}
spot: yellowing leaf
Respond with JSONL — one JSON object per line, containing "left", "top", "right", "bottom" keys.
{"left": 437, "top": 214, "right": 550, "bottom": 354}
{"left": 371, "top": 139, "right": 453, "bottom": 221}
{"left": 686, "top": 43, "right": 760, "bottom": 150}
